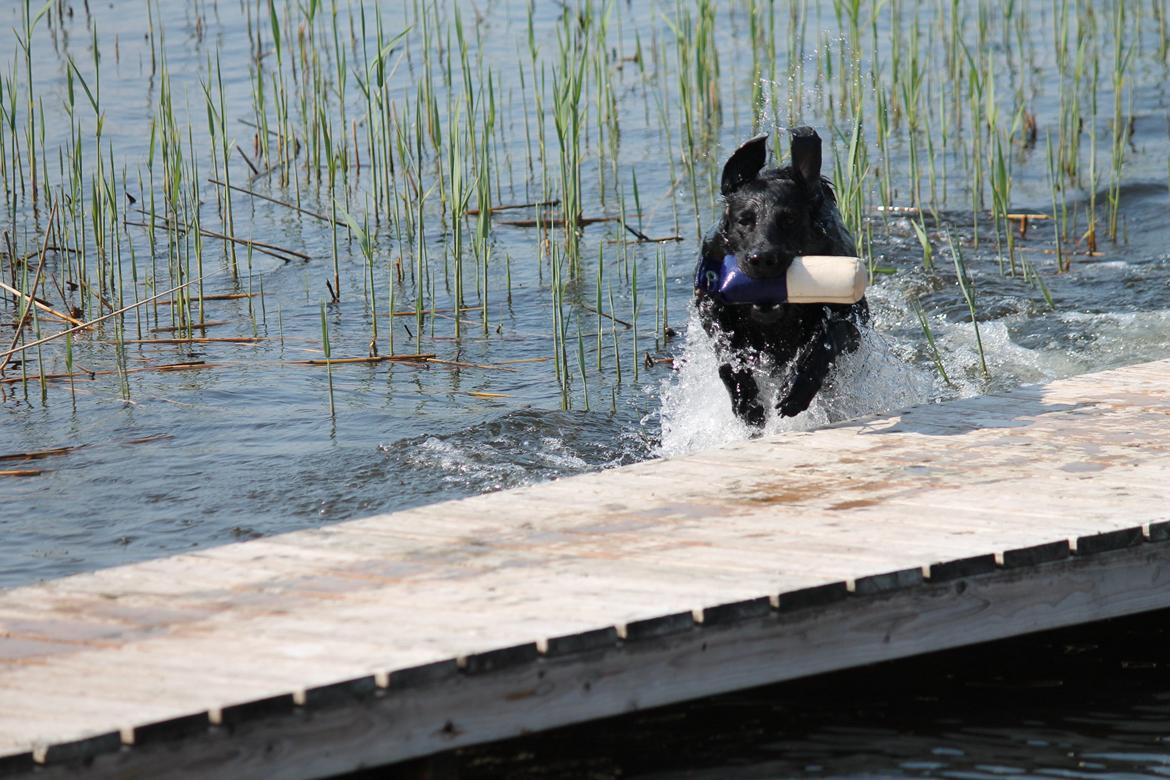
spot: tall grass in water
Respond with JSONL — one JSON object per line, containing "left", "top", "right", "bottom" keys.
{"left": 947, "top": 233, "right": 989, "bottom": 379}
{"left": 1, "top": 0, "right": 1163, "bottom": 419}
{"left": 552, "top": 10, "right": 587, "bottom": 268}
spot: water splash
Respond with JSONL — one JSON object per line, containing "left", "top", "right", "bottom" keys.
{"left": 656, "top": 307, "right": 933, "bottom": 457}
{"left": 382, "top": 408, "right": 646, "bottom": 497}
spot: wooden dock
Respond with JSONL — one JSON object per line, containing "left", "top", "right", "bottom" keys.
{"left": 3, "top": 358, "right": 1170, "bottom": 778}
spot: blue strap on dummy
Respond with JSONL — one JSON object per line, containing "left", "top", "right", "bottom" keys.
{"left": 694, "top": 253, "right": 789, "bottom": 306}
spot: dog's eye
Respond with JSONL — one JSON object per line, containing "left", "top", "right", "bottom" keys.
{"left": 736, "top": 212, "right": 756, "bottom": 227}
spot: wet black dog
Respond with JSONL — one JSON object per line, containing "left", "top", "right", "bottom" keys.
{"left": 694, "top": 127, "right": 868, "bottom": 428}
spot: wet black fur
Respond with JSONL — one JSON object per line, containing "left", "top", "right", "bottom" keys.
{"left": 694, "top": 128, "right": 868, "bottom": 428}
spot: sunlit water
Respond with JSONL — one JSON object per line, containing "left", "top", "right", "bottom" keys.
{"left": 2, "top": 1, "right": 1170, "bottom": 774}
{"left": 2, "top": 1, "right": 1168, "bottom": 589}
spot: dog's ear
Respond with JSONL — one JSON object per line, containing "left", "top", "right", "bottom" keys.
{"left": 721, "top": 134, "right": 768, "bottom": 196}
{"left": 789, "top": 126, "right": 822, "bottom": 187}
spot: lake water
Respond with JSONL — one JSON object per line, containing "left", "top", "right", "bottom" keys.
{"left": 439, "top": 608, "right": 1170, "bottom": 780}
{"left": 2, "top": 1, "right": 1170, "bottom": 774}
{"left": 3, "top": 0, "right": 1168, "bottom": 586}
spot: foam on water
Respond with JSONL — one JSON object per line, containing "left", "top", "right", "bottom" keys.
{"left": 406, "top": 431, "right": 595, "bottom": 487}
{"left": 382, "top": 408, "right": 645, "bottom": 499}
{"left": 931, "top": 318, "right": 1073, "bottom": 391}
{"left": 1053, "top": 309, "right": 1170, "bottom": 369}
{"left": 922, "top": 308, "right": 1170, "bottom": 394}
{"left": 406, "top": 437, "right": 532, "bottom": 491}
{"left": 656, "top": 306, "right": 934, "bottom": 457}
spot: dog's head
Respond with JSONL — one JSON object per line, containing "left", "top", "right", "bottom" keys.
{"left": 717, "top": 127, "right": 835, "bottom": 280}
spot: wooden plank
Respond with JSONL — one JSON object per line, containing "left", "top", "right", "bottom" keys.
{"left": 1, "top": 358, "right": 1170, "bottom": 776}
{"left": 14, "top": 541, "right": 1170, "bottom": 780}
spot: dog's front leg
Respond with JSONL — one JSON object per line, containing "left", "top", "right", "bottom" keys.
{"left": 718, "top": 363, "right": 766, "bottom": 429}
{"left": 775, "top": 316, "right": 860, "bottom": 418}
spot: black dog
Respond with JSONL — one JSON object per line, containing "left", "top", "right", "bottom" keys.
{"left": 694, "top": 127, "right": 868, "bottom": 428}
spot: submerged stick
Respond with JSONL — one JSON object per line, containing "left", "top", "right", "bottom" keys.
{"left": 0, "top": 446, "right": 79, "bottom": 461}
{"left": 150, "top": 320, "right": 228, "bottom": 333}
{"left": 77, "top": 277, "right": 116, "bottom": 313}
{"left": 124, "top": 219, "right": 310, "bottom": 263}
{"left": 1, "top": 205, "right": 57, "bottom": 374}
{"left": 0, "top": 370, "right": 96, "bottom": 385}
{"left": 390, "top": 305, "right": 481, "bottom": 318}
{"left": 235, "top": 145, "right": 261, "bottom": 176}
{"left": 0, "top": 276, "right": 205, "bottom": 363}
{"left": 291, "top": 353, "right": 437, "bottom": 366}
{"left": 579, "top": 302, "right": 632, "bottom": 329}
{"left": 0, "top": 361, "right": 217, "bottom": 386}
{"left": 207, "top": 178, "right": 341, "bottom": 226}
{"left": 154, "top": 293, "right": 255, "bottom": 307}
{"left": 465, "top": 199, "right": 560, "bottom": 215}
{"left": 492, "top": 357, "right": 551, "bottom": 365}
{"left": 8, "top": 245, "right": 81, "bottom": 262}
{"left": 424, "top": 358, "right": 518, "bottom": 372}
{"left": 613, "top": 233, "right": 684, "bottom": 244}
{"left": 0, "top": 280, "right": 83, "bottom": 326}
{"left": 119, "top": 337, "right": 265, "bottom": 345}
{"left": 138, "top": 362, "right": 217, "bottom": 372}
{"left": 498, "top": 216, "right": 618, "bottom": 228}
{"left": 621, "top": 222, "right": 653, "bottom": 242}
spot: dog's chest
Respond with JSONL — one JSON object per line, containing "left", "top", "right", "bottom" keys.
{"left": 705, "top": 299, "right": 822, "bottom": 360}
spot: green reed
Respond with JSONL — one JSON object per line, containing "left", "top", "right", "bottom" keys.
{"left": 947, "top": 232, "right": 989, "bottom": 378}
{"left": 2, "top": 0, "right": 1163, "bottom": 414}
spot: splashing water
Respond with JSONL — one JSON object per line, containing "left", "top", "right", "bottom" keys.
{"left": 379, "top": 408, "right": 647, "bottom": 501}
{"left": 656, "top": 306, "right": 934, "bottom": 457}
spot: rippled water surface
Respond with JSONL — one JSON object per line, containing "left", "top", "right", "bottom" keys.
{"left": 3, "top": 1, "right": 1170, "bottom": 776}
{"left": 0, "top": 5, "right": 1168, "bottom": 582}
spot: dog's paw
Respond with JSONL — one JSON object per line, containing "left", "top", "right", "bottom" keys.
{"left": 827, "top": 318, "right": 861, "bottom": 354}
{"left": 733, "top": 398, "right": 766, "bottom": 428}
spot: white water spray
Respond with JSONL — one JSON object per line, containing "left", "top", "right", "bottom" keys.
{"left": 656, "top": 307, "right": 934, "bottom": 457}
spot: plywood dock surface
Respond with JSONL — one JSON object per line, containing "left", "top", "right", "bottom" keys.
{"left": 3, "top": 359, "right": 1170, "bottom": 778}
